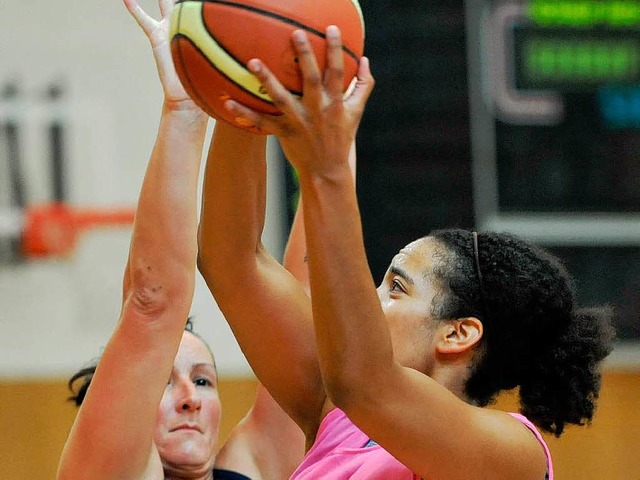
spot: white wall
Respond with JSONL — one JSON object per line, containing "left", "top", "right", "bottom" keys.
{"left": 0, "top": 0, "right": 286, "bottom": 378}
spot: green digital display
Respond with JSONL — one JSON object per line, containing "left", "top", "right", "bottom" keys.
{"left": 529, "top": 0, "right": 640, "bottom": 27}
{"left": 514, "top": 27, "right": 640, "bottom": 90}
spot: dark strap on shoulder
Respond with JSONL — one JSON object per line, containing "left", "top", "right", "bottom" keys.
{"left": 213, "top": 468, "right": 253, "bottom": 480}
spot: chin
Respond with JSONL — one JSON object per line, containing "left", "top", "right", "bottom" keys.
{"left": 162, "top": 453, "right": 215, "bottom": 477}
{"left": 163, "top": 462, "right": 213, "bottom": 478}
{"left": 159, "top": 440, "right": 216, "bottom": 474}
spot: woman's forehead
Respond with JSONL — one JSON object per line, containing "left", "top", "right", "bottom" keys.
{"left": 397, "top": 238, "right": 436, "bottom": 263}
{"left": 177, "top": 332, "right": 216, "bottom": 365}
{"left": 387, "top": 238, "right": 439, "bottom": 283}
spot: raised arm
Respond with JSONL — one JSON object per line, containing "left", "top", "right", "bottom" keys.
{"left": 197, "top": 122, "right": 325, "bottom": 438}
{"left": 207, "top": 131, "right": 308, "bottom": 477}
{"left": 212, "top": 140, "right": 357, "bottom": 479}
{"left": 282, "top": 141, "right": 357, "bottom": 296}
{"left": 57, "top": 1, "right": 207, "bottom": 479}
{"left": 211, "top": 153, "right": 310, "bottom": 478}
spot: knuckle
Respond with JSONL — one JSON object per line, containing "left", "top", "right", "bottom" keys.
{"left": 296, "top": 43, "right": 314, "bottom": 56}
{"left": 330, "top": 65, "right": 344, "bottom": 77}
{"left": 271, "top": 94, "right": 288, "bottom": 108}
{"left": 306, "top": 72, "right": 322, "bottom": 86}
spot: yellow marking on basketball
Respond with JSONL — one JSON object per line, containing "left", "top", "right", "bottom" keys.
{"left": 170, "top": 1, "right": 274, "bottom": 103}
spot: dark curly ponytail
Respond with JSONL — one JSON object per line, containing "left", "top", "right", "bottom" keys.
{"left": 519, "top": 307, "right": 615, "bottom": 436}
{"left": 429, "top": 228, "right": 615, "bottom": 436}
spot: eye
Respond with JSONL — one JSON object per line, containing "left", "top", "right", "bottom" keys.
{"left": 390, "top": 278, "right": 406, "bottom": 293}
{"left": 194, "top": 377, "right": 212, "bottom": 387}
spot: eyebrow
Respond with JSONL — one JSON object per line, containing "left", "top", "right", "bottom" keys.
{"left": 170, "top": 363, "right": 216, "bottom": 374}
{"left": 390, "top": 265, "right": 414, "bottom": 286}
{"left": 192, "top": 363, "right": 216, "bottom": 371}
{"left": 193, "top": 363, "right": 218, "bottom": 381}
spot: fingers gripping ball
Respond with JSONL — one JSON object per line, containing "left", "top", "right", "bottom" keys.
{"left": 169, "top": 0, "right": 365, "bottom": 132}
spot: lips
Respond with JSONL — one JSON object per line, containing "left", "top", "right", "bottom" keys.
{"left": 170, "top": 424, "right": 203, "bottom": 433}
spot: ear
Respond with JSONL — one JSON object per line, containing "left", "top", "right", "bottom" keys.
{"left": 435, "top": 317, "right": 483, "bottom": 355}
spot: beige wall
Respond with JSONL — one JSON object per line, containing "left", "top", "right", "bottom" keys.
{"left": 0, "top": 0, "right": 287, "bottom": 381}
{"left": 1, "top": 371, "right": 639, "bottom": 479}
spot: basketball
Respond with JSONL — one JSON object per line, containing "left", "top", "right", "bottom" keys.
{"left": 169, "top": 0, "right": 365, "bottom": 131}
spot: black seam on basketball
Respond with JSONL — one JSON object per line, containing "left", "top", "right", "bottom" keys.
{"left": 177, "top": 0, "right": 360, "bottom": 62}
{"left": 195, "top": 3, "right": 300, "bottom": 100}
{"left": 195, "top": 3, "right": 303, "bottom": 97}
{"left": 173, "top": 33, "right": 283, "bottom": 106}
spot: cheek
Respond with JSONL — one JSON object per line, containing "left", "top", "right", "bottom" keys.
{"left": 203, "top": 394, "right": 222, "bottom": 425}
{"left": 153, "top": 416, "right": 168, "bottom": 451}
{"left": 390, "top": 304, "right": 433, "bottom": 347}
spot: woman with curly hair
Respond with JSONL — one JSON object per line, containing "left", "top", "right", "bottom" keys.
{"left": 198, "top": 26, "right": 615, "bottom": 480}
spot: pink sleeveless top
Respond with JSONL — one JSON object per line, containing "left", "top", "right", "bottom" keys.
{"left": 509, "top": 413, "right": 554, "bottom": 480}
{"left": 290, "top": 408, "right": 553, "bottom": 480}
{"left": 289, "top": 408, "right": 419, "bottom": 479}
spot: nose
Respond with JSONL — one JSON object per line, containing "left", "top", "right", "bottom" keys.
{"left": 175, "top": 381, "right": 202, "bottom": 413}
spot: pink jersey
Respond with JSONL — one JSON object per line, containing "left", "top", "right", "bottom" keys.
{"left": 289, "top": 408, "right": 420, "bottom": 480}
{"left": 290, "top": 408, "right": 553, "bottom": 480}
{"left": 508, "top": 413, "right": 554, "bottom": 480}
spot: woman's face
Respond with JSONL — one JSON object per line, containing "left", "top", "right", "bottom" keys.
{"left": 377, "top": 237, "right": 442, "bottom": 373}
{"left": 154, "top": 331, "right": 222, "bottom": 476}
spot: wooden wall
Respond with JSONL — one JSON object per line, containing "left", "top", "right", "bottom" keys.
{"left": 1, "top": 372, "right": 638, "bottom": 479}
{"left": 0, "top": 377, "right": 258, "bottom": 479}
{"left": 493, "top": 371, "right": 640, "bottom": 479}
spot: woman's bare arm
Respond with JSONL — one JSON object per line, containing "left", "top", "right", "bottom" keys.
{"left": 212, "top": 143, "right": 355, "bottom": 478}
{"left": 197, "top": 122, "right": 325, "bottom": 437}
{"left": 57, "top": 1, "right": 207, "bottom": 478}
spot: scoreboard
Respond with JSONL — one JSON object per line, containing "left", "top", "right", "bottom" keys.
{"left": 467, "top": 0, "right": 640, "bottom": 233}
{"left": 465, "top": 0, "right": 640, "bottom": 341}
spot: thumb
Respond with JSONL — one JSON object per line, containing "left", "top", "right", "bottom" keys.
{"left": 347, "top": 57, "right": 375, "bottom": 113}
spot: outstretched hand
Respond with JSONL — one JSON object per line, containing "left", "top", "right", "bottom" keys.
{"left": 224, "top": 26, "right": 374, "bottom": 176}
{"left": 123, "top": 0, "right": 199, "bottom": 110}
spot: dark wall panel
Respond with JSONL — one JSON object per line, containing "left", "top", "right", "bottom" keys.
{"left": 356, "top": 0, "right": 473, "bottom": 281}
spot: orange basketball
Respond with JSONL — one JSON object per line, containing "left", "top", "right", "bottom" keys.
{"left": 169, "top": 0, "right": 365, "bottom": 132}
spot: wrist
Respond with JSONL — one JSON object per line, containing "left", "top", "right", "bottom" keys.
{"left": 162, "top": 99, "right": 208, "bottom": 124}
{"left": 298, "top": 161, "right": 353, "bottom": 187}
{"left": 162, "top": 97, "right": 206, "bottom": 115}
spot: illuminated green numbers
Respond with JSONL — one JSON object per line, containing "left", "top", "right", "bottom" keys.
{"left": 525, "top": 39, "right": 639, "bottom": 83}
{"left": 530, "top": 0, "right": 640, "bottom": 27}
